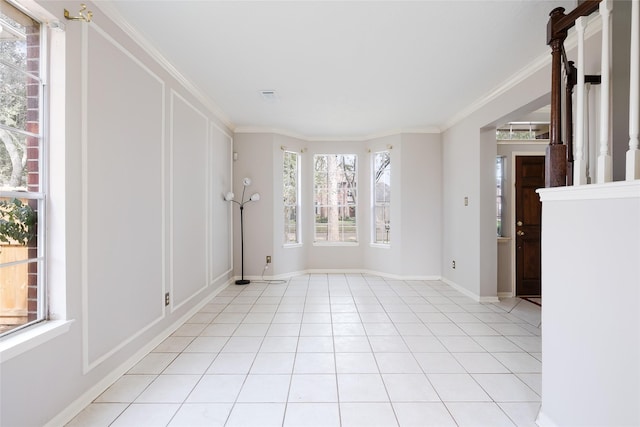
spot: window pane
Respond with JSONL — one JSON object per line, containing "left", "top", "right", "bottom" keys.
{"left": 283, "top": 151, "right": 300, "bottom": 244}
{"left": 313, "top": 154, "right": 357, "bottom": 243}
{"left": 496, "top": 156, "right": 505, "bottom": 236}
{"left": 373, "top": 151, "right": 390, "bottom": 244}
{"left": 0, "top": 2, "right": 42, "bottom": 337}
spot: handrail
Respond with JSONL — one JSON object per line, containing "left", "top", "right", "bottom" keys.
{"left": 545, "top": 1, "right": 602, "bottom": 187}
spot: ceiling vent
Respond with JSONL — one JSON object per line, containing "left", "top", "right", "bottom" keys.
{"left": 259, "top": 90, "right": 278, "bottom": 103}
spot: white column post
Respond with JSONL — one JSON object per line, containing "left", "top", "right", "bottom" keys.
{"left": 597, "top": 0, "right": 613, "bottom": 183}
{"left": 627, "top": 0, "right": 640, "bottom": 180}
{"left": 575, "top": 17, "right": 588, "bottom": 185}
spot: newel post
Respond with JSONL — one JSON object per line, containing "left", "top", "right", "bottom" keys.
{"left": 546, "top": 7, "right": 568, "bottom": 187}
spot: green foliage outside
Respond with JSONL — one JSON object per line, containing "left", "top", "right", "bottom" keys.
{"left": 0, "top": 198, "right": 36, "bottom": 245}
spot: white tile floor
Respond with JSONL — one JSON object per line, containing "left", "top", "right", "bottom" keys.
{"left": 67, "top": 274, "right": 542, "bottom": 427}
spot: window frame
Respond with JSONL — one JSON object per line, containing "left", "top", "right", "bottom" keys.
{"left": 0, "top": 1, "right": 47, "bottom": 338}
{"left": 372, "top": 150, "right": 391, "bottom": 246}
{"left": 283, "top": 150, "right": 301, "bottom": 246}
{"left": 312, "top": 153, "right": 358, "bottom": 245}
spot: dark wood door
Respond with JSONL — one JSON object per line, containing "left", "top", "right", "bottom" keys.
{"left": 515, "top": 156, "right": 544, "bottom": 296}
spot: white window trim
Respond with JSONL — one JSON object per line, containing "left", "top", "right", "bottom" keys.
{"left": 0, "top": 319, "right": 73, "bottom": 363}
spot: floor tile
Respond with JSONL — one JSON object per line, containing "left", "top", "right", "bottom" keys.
{"left": 426, "top": 323, "right": 466, "bottom": 336}
{"left": 266, "top": 323, "right": 301, "bottom": 336}
{"left": 439, "top": 336, "right": 486, "bottom": 353}
{"left": 337, "top": 373, "right": 389, "bottom": 402}
{"left": 168, "top": 403, "right": 232, "bottom": 427}
{"left": 172, "top": 323, "right": 207, "bottom": 336}
{"left": 299, "top": 323, "right": 332, "bottom": 337}
{"left": 221, "top": 337, "right": 263, "bottom": 353}
{"left": 284, "top": 403, "right": 340, "bottom": 426}
{"left": 368, "top": 335, "right": 409, "bottom": 352}
{"left": 392, "top": 402, "right": 457, "bottom": 426}
{"left": 187, "top": 374, "right": 245, "bottom": 402}
{"left": 446, "top": 402, "right": 516, "bottom": 426}
{"left": 336, "top": 352, "right": 379, "bottom": 373}
{"left": 288, "top": 374, "right": 338, "bottom": 402}
{"left": 135, "top": 374, "right": 200, "bottom": 403}
{"left": 225, "top": 403, "right": 286, "bottom": 427}
{"left": 382, "top": 373, "right": 440, "bottom": 402}
{"left": 375, "top": 353, "right": 422, "bottom": 373}
{"left": 233, "top": 323, "right": 270, "bottom": 337}
{"left": 95, "top": 375, "right": 156, "bottom": 403}
{"left": 294, "top": 352, "right": 336, "bottom": 373}
{"left": 333, "top": 323, "right": 367, "bottom": 336}
{"left": 334, "top": 336, "right": 372, "bottom": 352}
{"left": 473, "top": 336, "right": 523, "bottom": 352}
{"left": 492, "top": 352, "right": 542, "bottom": 373}
{"left": 516, "top": 373, "right": 542, "bottom": 396}
{"left": 453, "top": 353, "right": 510, "bottom": 373}
{"left": 206, "top": 353, "right": 255, "bottom": 374}
{"left": 152, "top": 337, "right": 194, "bottom": 353}
{"left": 507, "top": 335, "right": 542, "bottom": 353}
{"left": 184, "top": 337, "right": 229, "bottom": 353}
{"left": 260, "top": 336, "right": 298, "bottom": 352}
{"left": 498, "top": 402, "right": 541, "bottom": 427}
{"left": 66, "top": 403, "right": 127, "bottom": 427}
{"left": 128, "top": 353, "right": 177, "bottom": 374}
{"left": 394, "top": 323, "right": 433, "bottom": 336}
{"left": 403, "top": 336, "right": 447, "bottom": 353}
{"left": 163, "top": 353, "right": 217, "bottom": 374}
{"left": 200, "top": 323, "right": 238, "bottom": 336}
{"left": 236, "top": 374, "right": 291, "bottom": 402}
{"left": 339, "top": 402, "right": 398, "bottom": 426}
{"left": 414, "top": 353, "right": 466, "bottom": 374}
{"left": 427, "top": 373, "right": 491, "bottom": 401}
{"left": 250, "top": 352, "right": 295, "bottom": 374}
{"left": 297, "top": 336, "right": 334, "bottom": 352}
{"left": 110, "top": 403, "right": 179, "bottom": 427}
{"left": 472, "top": 374, "right": 540, "bottom": 402}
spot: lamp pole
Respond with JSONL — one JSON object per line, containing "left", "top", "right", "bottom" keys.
{"left": 225, "top": 178, "right": 259, "bottom": 286}
{"left": 237, "top": 204, "right": 249, "bottom": 285}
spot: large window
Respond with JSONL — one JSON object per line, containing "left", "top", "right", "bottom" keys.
{"left": 313, "top": 154, "right": 357, "bottom": 243}
{"left": 496, "top": 156, "right": 505, "bottom": 237}
{"left": 373, "top": 151, "right": 390, "bottom": 244}
{"left": 283, "top": 150, "right": 300, "bottom": 244}
{"left": 0, "top": 1, "right": 45, "bottom": 337}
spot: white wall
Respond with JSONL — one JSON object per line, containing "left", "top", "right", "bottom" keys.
{"left": 232, "top": 132, "right": 442, "bottom": 279}
{"left": 0, "top": 2, "right": 234, "bottom": 425}
{"left": 537, "top": 182, "right": 640, "bottom": 426}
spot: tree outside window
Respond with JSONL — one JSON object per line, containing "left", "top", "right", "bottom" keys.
{"left": 283, "top": 151, "right": 300, "bottom": 244}
{"left": 373, "top": 151, "right": 390, "bottom": 244}
{"left": 0, "top": 1, "right": 44, "bottom": 336}
{"left": 313, "top": 154, "right": 357, "bottom": 243}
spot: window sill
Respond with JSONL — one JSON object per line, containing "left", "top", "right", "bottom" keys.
{"left": 312, "top": 242, "right": 359, "bottom": 247}
{"left": 0, "top": 319, "right": 74, "bottom": 364}
{"left": 370, "top": 243, "right": 391, "bottom": 249}
{"left": 283, "top": 243, "right": 303, "bottom": 248}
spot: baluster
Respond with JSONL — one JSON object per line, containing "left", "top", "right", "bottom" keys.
{"left": 628, "top": 0, "right": 640, "bottom": 180}
{"left": 597, "top": 0, "right": 613, "bottom": 183}
{"left": 574, "top": 17, "right": 588, "bottom": 185}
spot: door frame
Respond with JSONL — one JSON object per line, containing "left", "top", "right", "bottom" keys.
{"left": 510, "top": 150, "right": 545, "bottom": 296}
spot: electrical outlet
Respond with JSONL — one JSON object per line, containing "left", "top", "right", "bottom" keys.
{"left": 266, "top": 256, "right": 272, "bottom": 264}
{"left": 452, "top": 260, "right": 456, "bottom": 269}
{"left": 165, "top": 292, "right": 170, "bottom": 306}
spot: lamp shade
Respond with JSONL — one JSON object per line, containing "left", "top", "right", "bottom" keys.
{"left": 243, "top": 177, "right": 252, "bottom": 186}
{"left": 250, "top": 193, "right": 260, "bottom": 201}
{"left": 224, "top": 192, "right": 235, "bottom": 201}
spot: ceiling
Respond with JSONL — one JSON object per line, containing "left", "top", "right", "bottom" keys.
{"left": 102, "top": 0, "right": 575, "bottom": 139}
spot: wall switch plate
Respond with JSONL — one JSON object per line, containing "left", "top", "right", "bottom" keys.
{"left": 464, "top": 197, "right": 469, "bottom": 206}
{"left": 452, "top": 260, "right": 456, "bottom": 269}
{"left": 165, "top": 292, "right": 170, "bottom": 306}
{"left": 266, "top": 256, "right": 272, "bottom": 264}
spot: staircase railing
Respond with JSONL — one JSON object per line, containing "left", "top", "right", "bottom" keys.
{"left": 545, "top": 0, "right": 640, "bottom": 187}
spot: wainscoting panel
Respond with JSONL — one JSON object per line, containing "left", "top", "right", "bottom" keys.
{"left": 83, "top": 24, "right": 166, "bottom": 369}
{"left": 170, "top": 91, "right": 210, "bottom": 308}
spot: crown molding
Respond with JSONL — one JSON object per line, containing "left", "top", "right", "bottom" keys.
{"left": 233, "top": 126, "right": 441, "bottom": 142}
{"left": 441, "top": 14, "right": 602, "bottom": 132}
{"left": 94, "top": 2, "right": 234, "bottom": 132}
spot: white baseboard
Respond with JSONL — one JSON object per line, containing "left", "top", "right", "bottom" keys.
{"left": 45, "top": 278, "right": 234, "bottom": 427}
{"left": 441, "top": 277, "right": 499, "bottom": 303}
{"left": 238, "top": 269, "right": 441, "bottom": 282}
{"left": 497, "top": 291, "right": 514, "bottom": 298}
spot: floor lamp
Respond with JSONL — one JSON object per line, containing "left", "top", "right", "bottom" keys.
{"left": 225, "top": 177, "right": 260, "bottom": 285}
